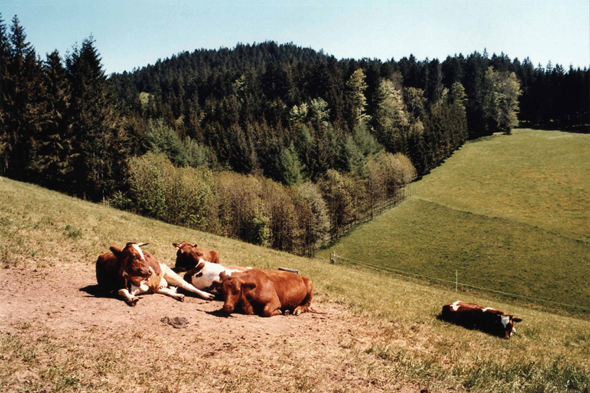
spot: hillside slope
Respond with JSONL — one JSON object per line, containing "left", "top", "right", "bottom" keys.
{"left": 319, "top": 129, "right": 590, "bottom": 314}
{"left": 1, "top": 175, "right": 589, "bottom": 392}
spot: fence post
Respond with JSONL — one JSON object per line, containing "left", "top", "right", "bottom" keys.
{"left": 455, "top": 270, "right": 458, "bottom": 292}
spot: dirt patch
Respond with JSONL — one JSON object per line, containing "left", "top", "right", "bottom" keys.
{"left": 0, "top": 265, "right": 432, "bottom": 392}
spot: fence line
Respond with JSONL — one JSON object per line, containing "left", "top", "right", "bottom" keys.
{"left": 331, "top": 252, "right": 590, "bottom": 312}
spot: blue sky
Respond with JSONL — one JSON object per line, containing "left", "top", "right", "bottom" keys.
{"left": 1, "top": 0, "right": 588, "bottom": 74}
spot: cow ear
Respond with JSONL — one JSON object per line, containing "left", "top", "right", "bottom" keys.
{"left": 172, "top": 243, "right": 179, "bottom": 249}
{"left": 193, "top": 243, "right": 198, "bottom": 248}
{"left": 512, "top": 317, "right": 523, "bottom": 323}
{"left": 110, "top": 246, "right": 123, "bottom": 256}
{"left": 219, "top": 271, "right": 229, "bottom": 281}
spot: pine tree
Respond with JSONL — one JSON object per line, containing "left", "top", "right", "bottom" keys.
{"left": 66, "top": 37, "right": 127, "bottom": 200}
{"left": 31, "top": 50, "right": 72, "bottom": 189}
{"left": 0, "top": 14, "right": 11, "bottom": 167}
{"left": 0, "top": 16, "right": 46, "bottom": 180}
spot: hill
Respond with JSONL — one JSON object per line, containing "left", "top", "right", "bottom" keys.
{"left": 319, "top": 129, "right": 590, "bottom": 315}
{"left": 1, "top": 174, "right": 589, "bottom": 392}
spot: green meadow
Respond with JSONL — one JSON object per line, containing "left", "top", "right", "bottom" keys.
{"left": 319, "top": 129, "right": 590, "bottom": 315}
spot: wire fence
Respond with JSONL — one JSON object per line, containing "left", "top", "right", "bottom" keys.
{"left": 329, "top": 252, "right": 590, "bottom": 313}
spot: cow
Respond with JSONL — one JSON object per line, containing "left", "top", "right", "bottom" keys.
{"left": 440, "top": 301, "right": 522, "bottom": 339}
{"left": 183, "top": 260, "right": 250, "bottom": 295}
{"left": 219, "top": 269, "right": 313, "bottom": 317}
{"left": 172, "top": 241, "right": 220, "bottom": 272}
{"left": 95, "top": 242, "right": 215, "bottom": 306}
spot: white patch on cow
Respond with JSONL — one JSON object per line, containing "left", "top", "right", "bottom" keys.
{"left": 500, "top": 315, "right": 510, "bottom": 329}
{"left": 132, "top": 243, "right": 146, "bottom": 262}
{"left": 451, "top": 301, "right": 461, "bottom": 311}
{"left": 512, "top": 327, "right": 517, "bottom": 334}
{"left": 482, "top": 307, "right": 493, "bottom": 313}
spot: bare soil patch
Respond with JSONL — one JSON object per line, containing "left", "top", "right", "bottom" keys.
{"left": 0, "top": 265, "right": 429, "bottom": 392}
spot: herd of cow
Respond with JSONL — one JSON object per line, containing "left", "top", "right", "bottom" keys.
{"left": 96, "top": 241, "right": 313, "bottom": 317}
{"left": 95, "top": 241, "right": 522, "bottom": 338}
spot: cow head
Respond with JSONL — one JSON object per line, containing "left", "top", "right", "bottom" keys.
{"left": 172, "top": 241, "right": 204, "bottom": 272}
{"left": 500, "top": 315, "right": 523, "bottom": 339}
{"left": 220, "top": 274, "right": 255, "bottom": 313}
{"left": 110, "top": 242, "right": 153, "bottom": 286}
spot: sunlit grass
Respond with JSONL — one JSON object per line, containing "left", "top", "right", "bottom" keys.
{"left": 320, "top": 129, "right": 590, "bottom": 315}
{"left": 1, "top": 160, "right": 589, "bottom": 390}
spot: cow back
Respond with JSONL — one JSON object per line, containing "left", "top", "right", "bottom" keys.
{"left": 261, "top": 269, "right": 312, "bottom": 310}
{"left": 96, "top": 252, "right": 126, "bottom": 292}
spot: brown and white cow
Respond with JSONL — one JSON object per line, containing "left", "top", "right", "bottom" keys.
{"left": 183, "top": 260, "right": 250, "bottom": 295}
{"left": 440, "top": 301, "right": 522, "bottom": 339}
{"left": 220, "top": 269, "right": 313, "bottom": 317}
{"left": 172, "top": 241, "right": 220, "bottom": 272}
{"left": 96, "top": 242, "right": 215, "bottom": 306}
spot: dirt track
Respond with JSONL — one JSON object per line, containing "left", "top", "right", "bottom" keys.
{"left": 0, "top": 265, "right": 427, "bottom": 392}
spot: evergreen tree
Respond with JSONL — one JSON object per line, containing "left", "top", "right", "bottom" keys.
{"left": 0, "top": 16, "right": 46, "bottom": 180}
{"left": 32, "top": 50, "right": 73, "bottom": 188}
{"left": 66, "top": 37, "right": 127, "bottom": 200}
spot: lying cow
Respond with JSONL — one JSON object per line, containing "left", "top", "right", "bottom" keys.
{"left": 220, "top": 269, "right": 313, "bottom": 317}
{"left": 96, "top": 242, "right": 215, "bottom": 306}
{"left": 440, "top": 301, "right": 522, "bottom": 339}
{"left": 183, "top": 260, "right": 250, "bottom": 295}
{"left": 172, "top": 241, "right": 220, "bottom": 271}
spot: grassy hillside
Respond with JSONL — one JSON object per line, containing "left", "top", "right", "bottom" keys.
{"left": 319, "top": 129, "right": 590, "bottom": 315}
{"left": 1, "top": 174, "right": 589, "bottom": 391}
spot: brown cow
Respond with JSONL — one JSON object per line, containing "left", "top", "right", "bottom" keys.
{"left": 440, "top": 301, "right": 522, "bottom": 339}
{"left": 220, "top": 269, "right": 313, "bottom": 317}
{"left": 172, "top": 241, "right": 220, "bottom": 272}
{"left": 96, "top": 242, "right": 214, "bottom": 306}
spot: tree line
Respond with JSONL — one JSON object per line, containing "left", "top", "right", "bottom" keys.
{"left": 1, "top": 14, "right": 586, "bottom": 254}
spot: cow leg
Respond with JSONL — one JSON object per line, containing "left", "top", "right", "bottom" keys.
{"left": 261, "top": 298, "right": 283, "bottom": 317}
{"left": 157, "top": 287, "right": 185, "bottom": 302}
{"left": 240, "top": 299, "right": 255, "bottom": 315}
{"left": 294, "top": 278, "right": 313, "bottom": 315}
{"left": 117, "top": 288, "right": 140, "bottom": 306}
{"left": 160, "top": 264, "right": 215, "bottom": 300}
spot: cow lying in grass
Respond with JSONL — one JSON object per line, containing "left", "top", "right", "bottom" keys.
{"left": 96, "top": 242, "right": 215, "bottom": 306}
{"left": 440, "top": 301, "right": 522, "bottom": 339}
{"left": 172, "top": 241, "right": 220, "bottom": 272}
{"left": 220, "top": 269, "right": 313, "bottom": 317}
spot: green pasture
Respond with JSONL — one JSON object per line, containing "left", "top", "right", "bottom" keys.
{"left": 319, "top": 129, "right": 590, "bottom": 315}
{"left": 1, "top": 174, "right": 589, "bottom": 391}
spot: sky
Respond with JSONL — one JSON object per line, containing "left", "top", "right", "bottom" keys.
{"left": 1, "top": 0, "right": 588, "bottom": 75}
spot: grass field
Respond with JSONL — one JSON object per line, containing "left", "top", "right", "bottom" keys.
{"left": 1, "top": 165, "right": 590, "bottom": 391}
{"left": 319, "top": 129, "right": 590, "bottom": 315}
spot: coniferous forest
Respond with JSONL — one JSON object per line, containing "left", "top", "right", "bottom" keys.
{"left": 1, "top": 14, "right": 588, "bottom": 255}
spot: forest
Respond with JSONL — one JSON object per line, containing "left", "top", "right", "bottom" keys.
{"left": 0, "top": 14, "right": 588, "bottom": 256}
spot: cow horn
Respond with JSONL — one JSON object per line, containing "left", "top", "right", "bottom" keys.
{"left": 138, "top": 242, "right": 149, "bottom": 247}
{"left": 193, "top": 243, "right": 198, "bottom": 248}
